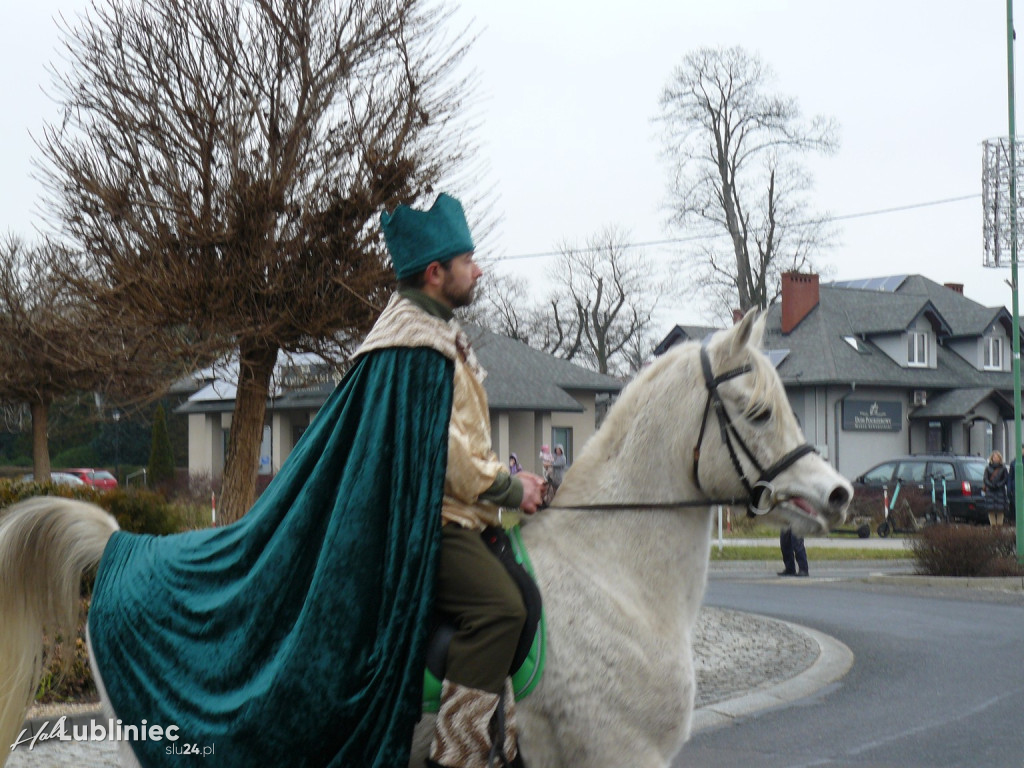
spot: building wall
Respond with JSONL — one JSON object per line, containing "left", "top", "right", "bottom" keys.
{"left": 788, "top": 385, "right": 909, "bottom": 480}
{"left": 489, "top": 393, "right": 601, "bottom": 476}
{"left": 784, "top": 382, "right": 1016, "bottom": 482}
{"left": 187, "top": 395, "right": 607, "bottom": 483}
{"left": 871, "top": 319, "right": 936, "bottom": 370}
{"left": 835, "top": 388, "right": 905, "bottom": 478}
{"left": 507, "top": 411, "right": 542, "bottom": 473}
{"left": 187, "top": 412, "right": 228, "bottom": 479}
{"left": 269, "top": 411, "right": 315, "bottom": 474}
{"left": 552, "top": 390, "right": 600, "bottom": 467}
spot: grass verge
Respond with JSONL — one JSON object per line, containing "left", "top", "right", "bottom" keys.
{"left": 709, "top": 545, "right": 913, "bottom": 561}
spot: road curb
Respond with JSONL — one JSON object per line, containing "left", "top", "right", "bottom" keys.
{"left": 690, "top": 615, "right": 854, "bottom": 733}
{"left": 22, "top": 708, "right": 104, "bottom": 736}
{"left": 864, "top": 573, "right": 1024, "bottom": 591}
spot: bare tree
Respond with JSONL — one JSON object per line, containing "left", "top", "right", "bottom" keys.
{"left": 0, "top": 238, "right": 167, "bottom": 479}
{"left": 557, "top": 229, "right": 661, "bottom": 375}
{"left": 477, "top": 228, "right": 662, "bottom": 376}
{"left": 464, "top": 272, "right": 536, "bottom": 344}
{"left": 657, "top": 46, "right": 838, "bottom": 319}
{"left": 468, "top": 272, "right": 585, "bottom": 360}
{"left": 38, "top": 0, "right": 477, "bottom": 522}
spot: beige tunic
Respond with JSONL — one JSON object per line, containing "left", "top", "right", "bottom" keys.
{"left": 356, "top": 293, "right": 505, "bottom": 530}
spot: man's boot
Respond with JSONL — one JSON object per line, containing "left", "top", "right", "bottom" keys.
{"left": 427, "top": 679, "right": 526, "bottom": 768}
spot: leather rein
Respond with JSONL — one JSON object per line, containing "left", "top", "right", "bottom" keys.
{"left": 553, "top": 340, "right": 816, "bottom": 518}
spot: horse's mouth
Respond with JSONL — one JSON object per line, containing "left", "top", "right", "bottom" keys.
{"left": 789, "top": 496, "right": 819, "bottom": 519}
{"left": 778, "top": 493, "right": 853, "bottom": 537}
{"left": 775, "top": 495, "right": 837, "bottom": 535}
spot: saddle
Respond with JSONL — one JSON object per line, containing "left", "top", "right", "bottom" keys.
{"left": 422, "top": 525, "right": 545, "bottom": 712}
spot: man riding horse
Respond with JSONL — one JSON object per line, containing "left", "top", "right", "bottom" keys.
{"left": 376, "top": 193, "right": 545, "bottom": 767}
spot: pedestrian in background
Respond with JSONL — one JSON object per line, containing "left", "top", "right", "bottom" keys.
{"left": 984, "top": 450, "right": 1008, "bottom": 526}
{"left": 550, "top": 444, "right": 567, "bottom": 490}
{"left": 778, "top": 527, "right": 809, "bottom": 577}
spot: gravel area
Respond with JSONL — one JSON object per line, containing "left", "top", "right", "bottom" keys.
{"left": 692, "top": 606, "right": 819, "bottom": 707}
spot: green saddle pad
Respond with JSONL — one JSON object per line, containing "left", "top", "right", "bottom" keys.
{"left": 422, "top": 525, "right": 546, "bottom": 712}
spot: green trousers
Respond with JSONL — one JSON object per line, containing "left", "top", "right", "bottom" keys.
{"left": 433, "top": 525, "right": 527, "bottom": 694}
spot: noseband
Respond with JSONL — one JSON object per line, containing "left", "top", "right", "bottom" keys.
{"left": 692, "top": 341, "right": 816, "bottom": 517}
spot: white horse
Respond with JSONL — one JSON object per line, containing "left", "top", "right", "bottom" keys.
{"left": 0, "top": 311, "right": 851, "bottom": 768}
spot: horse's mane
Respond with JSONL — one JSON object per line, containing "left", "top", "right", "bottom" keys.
{"left": 739, "top": 346, "right": 779, "bottom": 422}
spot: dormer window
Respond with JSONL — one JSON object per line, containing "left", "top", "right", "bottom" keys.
{"left": 908, "top": 331, "right": 929, "bottom": 367}
{"left": 984, "top": 337, "right": 1004, "bottom": 371}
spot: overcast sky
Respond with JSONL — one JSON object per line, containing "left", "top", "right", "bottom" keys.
{"left": 2, "top": 1, "right": 1018, "bottom": 338}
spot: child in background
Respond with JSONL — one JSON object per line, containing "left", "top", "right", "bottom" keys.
{"left": 539, "top": 444, "right": 553, "bottom": 480}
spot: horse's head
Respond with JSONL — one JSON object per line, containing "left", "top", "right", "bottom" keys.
{"left": 556, "top": 310, "right": 851, "bottom": 534}
{"left": 696, "top": 310, "right": 852, "bottom": 535}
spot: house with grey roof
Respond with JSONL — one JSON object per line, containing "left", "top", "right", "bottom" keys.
{"left": 652, "top": 323, "right": 720, "bottom": 356}
{"left": 178, "top": 326, "right": 623, "bottom": 481}
{"left": 655, "top": 272, "right": 1017, "bottom": 480}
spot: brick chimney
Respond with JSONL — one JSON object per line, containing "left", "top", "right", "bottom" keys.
{"left": 944, "top": 282, "right": 964, "bottom": 295}
{"left": 781, "top": 272, "right": 819, "bottom": 334}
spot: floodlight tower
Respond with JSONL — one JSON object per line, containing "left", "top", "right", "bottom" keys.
{"left": 981, "top": 0, "right": 1023, "bottom": 560}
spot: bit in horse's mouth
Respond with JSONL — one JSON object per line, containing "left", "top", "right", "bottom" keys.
{"left": 788, "top": 497, "right": 819, "bottom": 518}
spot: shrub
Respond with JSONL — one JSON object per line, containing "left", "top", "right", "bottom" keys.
{"left": 0, "top": 481, "right": 186, "bottom": 536}
{"left": 36, "top": 597, "right": 97, "bottom": 704}
{"left": 910, "top": 524, "right": 1024, "bottom": 577}
{"left": 0, "top": 478, "right": 103, "bottom": 508}
{"left": 100, "top": 488, "right": 181, "bottom": 535}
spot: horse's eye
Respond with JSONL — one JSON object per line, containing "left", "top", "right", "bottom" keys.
{"left": 749, "top": 408, "right": 772, "bottom": 426}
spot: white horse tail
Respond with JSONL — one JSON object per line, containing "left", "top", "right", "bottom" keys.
{"left": 0, "top": 497, "right": 118, "bottom": 762}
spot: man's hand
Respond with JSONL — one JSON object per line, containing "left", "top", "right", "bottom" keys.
{"left": 516, "top": 472, "right": 547, "bottom": 514}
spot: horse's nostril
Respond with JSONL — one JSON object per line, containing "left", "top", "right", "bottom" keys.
{"left": 829, "top": 486, "right": 850, "bottom": 508}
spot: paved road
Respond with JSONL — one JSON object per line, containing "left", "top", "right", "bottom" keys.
{"left": 678, "top": 564, "right": 1024, "bottom": 768}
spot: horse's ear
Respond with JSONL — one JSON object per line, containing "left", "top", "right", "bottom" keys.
{"left": 728, "top": 309, "right": 766, "bottom": 356}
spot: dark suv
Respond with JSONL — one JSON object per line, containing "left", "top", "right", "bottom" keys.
{"left": 848, "top": 454, "right": 989, "bottom": 527}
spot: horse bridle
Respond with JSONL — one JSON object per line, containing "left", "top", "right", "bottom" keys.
{"left": 691, "top": 340, "right": 816, "bottom": 517}
{"left": 546, "top": 340, "right": 817, "bottom": 517}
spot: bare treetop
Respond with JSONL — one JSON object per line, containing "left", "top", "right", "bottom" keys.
{"left": 658, "top": 46, "right": 839, "bottom": 319}
{"left": 473, "top": 228, "right": 666, "bottom": 376}
{"left": 38, "top": 0, "right": 479, "bottom": 520}
{"left": 41, "top": 0, "right": 474, "bottom": 344}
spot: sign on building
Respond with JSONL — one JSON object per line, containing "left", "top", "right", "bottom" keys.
{"left": 842, "top": 400, "right": 902, "bottom": 432}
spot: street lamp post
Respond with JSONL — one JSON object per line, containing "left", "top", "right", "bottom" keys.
{"left": 1006, "top": 1, "right": 1024, "bottom": 561}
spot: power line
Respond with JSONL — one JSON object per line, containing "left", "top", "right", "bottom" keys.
{"left": 827, "top": 194, "right": 979, "bottom": 222}
{"left": 494, "top": 193, "right": 982, "bottom": 262}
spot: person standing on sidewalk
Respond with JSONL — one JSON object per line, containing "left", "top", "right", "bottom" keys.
{"left": 984, "top": 450, "right": 1008, "bottom": 527}
{"left": 778, "top": 527, "right": 809, "bottom": 577}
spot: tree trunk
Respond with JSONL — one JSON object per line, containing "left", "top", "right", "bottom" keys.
{"left": 218, "top": 341, "right": 279, "bottom": 524}
{"left": 30, "top": 399, "right": 51, "bottom": 481}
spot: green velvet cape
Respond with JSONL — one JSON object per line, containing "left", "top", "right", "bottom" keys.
{"left": 89, "top": 347, "right": 453, "bottom": 767}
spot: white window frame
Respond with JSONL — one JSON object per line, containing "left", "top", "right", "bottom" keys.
{"left": 983, "top": 336, "right": 1003, "bottom": 371}
{"left": 907, "top": 331, "right": 929, "bottom": 368}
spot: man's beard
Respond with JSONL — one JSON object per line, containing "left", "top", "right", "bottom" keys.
{"left": 442, "top": 281, "right": 475, "bottom": 309}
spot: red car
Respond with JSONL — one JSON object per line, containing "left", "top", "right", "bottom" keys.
{"left": 64, "top": 468, "right": 119, "bottom": 490}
